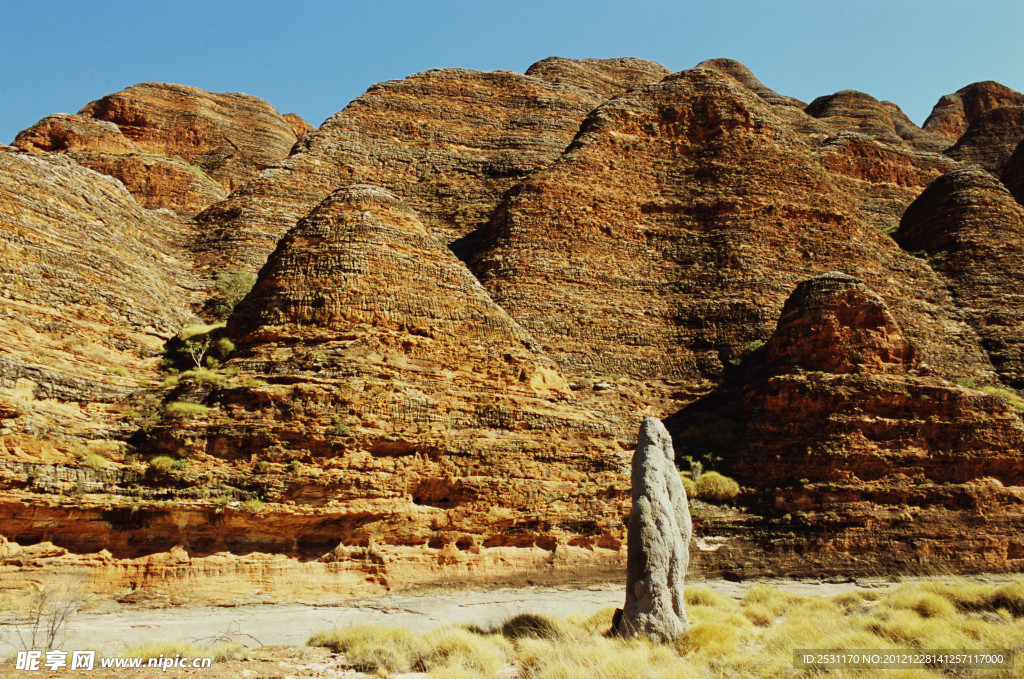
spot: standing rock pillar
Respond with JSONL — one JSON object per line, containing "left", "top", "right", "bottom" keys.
{"left": 615, "top": 416, "right": 691, "bottom": 641}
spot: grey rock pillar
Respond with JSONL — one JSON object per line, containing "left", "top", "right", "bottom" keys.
{"left": 615, "top": 416, "right": 691, "bottom": 641}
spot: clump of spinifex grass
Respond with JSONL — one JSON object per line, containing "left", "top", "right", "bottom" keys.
{"left": 308, "top": 579, "right": 1024, "bottom": 679}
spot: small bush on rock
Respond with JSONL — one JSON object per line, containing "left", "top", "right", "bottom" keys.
{"left": 210, "top": 269, "right": 256, "bottom": 319}
{"left": 693, "top": 471, "right": 740, "bottom": 502}
{"left": 164, "top": 401, "right": 210, "bottom": 419}
{"left": 148, "top": 456, "right": 175, "bottom": 474}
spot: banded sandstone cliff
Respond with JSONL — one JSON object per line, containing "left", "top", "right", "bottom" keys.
{"left": 2, "top": 59, "right": 1024, "bottom": 600}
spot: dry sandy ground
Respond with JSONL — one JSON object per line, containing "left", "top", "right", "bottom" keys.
{"left": 57, "top": 577, "right": 896, "bottom": 651}
{"left": 3, "top": 575, "right": 1018, "bottom": 678}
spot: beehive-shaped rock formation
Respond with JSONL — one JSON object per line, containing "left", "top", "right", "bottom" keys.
{"left": 195, "top": 58, "right": 672, "bottom": 269}
{"left": 898, "top": 167, "right": 1024, "bottom": 387}
{"left": 471, "top": 66, "right": 992, "bottom": 401}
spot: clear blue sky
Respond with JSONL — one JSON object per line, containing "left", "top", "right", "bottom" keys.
{"left": 3, "top": 1, "right": 1022, "bottom": 143}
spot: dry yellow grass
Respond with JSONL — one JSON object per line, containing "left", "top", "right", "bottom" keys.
{"left": 307, "top": 578, "right": 1024, "bottom": 679}
{"left": 679, "top": 473, "right": 697, "bottom": 498}
{"left": 420, "top": 627, "right": 509, "bottom": 676}
{"left": 308, "top": 623, "right": 424, "bottom": 673}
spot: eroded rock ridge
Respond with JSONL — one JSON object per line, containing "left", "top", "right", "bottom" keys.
{"left": 2, "top": 59, "right": 1024, "bottom": 597}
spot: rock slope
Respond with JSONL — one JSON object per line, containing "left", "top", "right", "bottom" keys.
{"left": 78, "top": 82, "right": 301, "bottom": 192}
{"left": 194, "top": 57, "right": 671, "bottom": 270}
{"left": 140, "top": 186, "right": 626, "bottom": 558}
{"left": 922, "top": 81, "right": 1024, "bottom": 140}
{"left": 669, "top": 273, "right": 1024, "bottom": 574}
{"left": 898, "top": 167, "right": 1024, "bottom": 388}
{"left": 471, "top": 66, "right": 992, "bottom": 404}
{"left": 0, "top": 144, "right": 196, "bottom": 456}
{"left": 2, "top": 60, "right": 1024, "bottom": 595}
{"left": 14, "top": 83, "right": 303, "bottom": 217}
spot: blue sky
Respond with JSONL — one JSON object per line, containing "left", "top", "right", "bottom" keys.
{"left": 2, "top": 1, "right": 1022, "bottom": 143}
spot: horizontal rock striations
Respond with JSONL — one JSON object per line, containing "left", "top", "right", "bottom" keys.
{"left": 701, "top": 61, "right": 956, "bottom": 232}
{"left": 765, "top": 272, "right": 917, "bottom": 374}
{"left": 674, "top": 271, "right": 1024, "bottom": 486}
{"left": 806, "top": 91, "right": 915, "bottom": 145}
{"left": 922, "top": 81, "right": 1024, "bottom": 140}
{"left": 669, "top": 273, "right": 1024, "bottom": 573}
{"left": 471, "top": 66, "right": 993, "bottom": 406}
{"left": 78, "top": 82, "right": 300, "bottom": 192}
{"left": 141, "top": 186, "right": 626, "bottom": 554}
{"left": 524, "top": 56, "right": 673, "bottom": 101}
{"left": 3, "top": 60, "right": 1024, "bottom": 589}
{"left": 69, "top": 152, "right": 227, "bottom": 214}
{"left": 13, "top": 114, "right": 136, "bottom": 155}
{"left": 194, "top": 58, "right": 671, "bottom": 270}
{"left": 944, "top": 104, "right": 1024, "bottom": 174}
{"left": 11, "top": 82, "right": 300, "bottom": 217}
{"left": 897, "top": 167, "right": 1024, "bottom": 387}
{"left": 0, "top": 145, "right": 197, "bottom": 455}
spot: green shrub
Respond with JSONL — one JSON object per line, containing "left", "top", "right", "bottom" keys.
{"left": 744, "top": 339, "right": 765, "bottom": 353}
{"left": 328, "top": 415, "right": 351, "bottom": 437}
{"left": 180, "top": 322, "right": 225, "bottom": 340}
{"left": 679, "top": 472, "right": 696, "bottom": 498}
{"left": 164, "top": 401, "right": 210, "bottom": 419}
{"left": 185, "top": 162, "right": 218, "bottom": 187}
{"left": 694, "top": 471, "right": 741, "bottom": 502}
{"left": 499, "top": 614, "right": 564, "bottom": 640}
{"left": 179, "top": 368, "right": 225, "bottom": 386}
{"left": 215, "top": 337, "right": 236, "bottom": 357}
{"left": 210, "top": 269, "right": 256, "bottom": 319}
{"left": 688, "top": 460, "right": 703, "bottom": 481}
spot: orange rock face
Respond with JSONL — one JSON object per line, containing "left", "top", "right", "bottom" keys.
{"left": 898, "top": 168, "right": 1024, "bottom": 387}
{"left": 922, "top": 81, "right": 1024, "bottom": 140}
{"left": 195, "top": 57, "right": 671, "bottom": 270}
{"left": 0, "top": 144, "right": 196, "bottom": 463}
{"left": 145, "top": 186, "right": 627, "bottom": 555}
{"left": 3, "top": 60, "right": 1024, "bottom": 595}
{"left": 283, "top": 112, "right": 315, "bottom": 139}
{"left": 12, "top": 83, "right": 298, "bottom": 218}
{"left": 671, "top": 273, "right": 1024, "bottom": 575}
{"left": 13, "top": 114, "right": 136, "bottom": 155}
{"left": 764, "top": 272, "right": 917, "bottom": 375}
{"left": 70, "top": 152, "right": 227, "bottom": 215}
{"left": 79, "top": 82, "right": 300, "bottom": 192}
{"left": 470, "top": 67, "right": 990, "bottom": 398}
